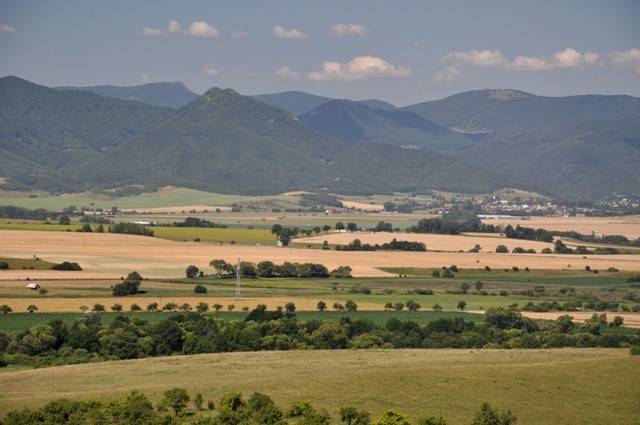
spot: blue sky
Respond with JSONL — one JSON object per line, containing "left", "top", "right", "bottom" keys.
{"left": 1, "top": 0, "right": 639, "bottom": 105}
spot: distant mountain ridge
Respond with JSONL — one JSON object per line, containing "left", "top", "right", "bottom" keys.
{"left": 57, "top": 82, "right": 198, "bottom": 109}
{"left": 1, "top": 76, "right": 639, "bottom": 199}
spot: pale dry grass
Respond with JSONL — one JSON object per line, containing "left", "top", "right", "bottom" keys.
{"left": 1, "top": 230, "right": 639, "bottom": 281}
{"left": 297, "top": 231, "right": 554, "bottom": 252}
{"left": 341, "top": 200, "right": 384, "bottom": 211}
{"left": 482, "top": 215, "right": 640, "bottom": 239}
{"left": 0, "top": 296, "right": 380, "bottom": 312}
{"left": 0, "top": 349, "right": 638, "bottom": 425}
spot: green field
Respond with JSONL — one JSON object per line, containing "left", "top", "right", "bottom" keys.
{"left": 0, "top": 257, "right": 55, "bottom": 270}
{"left": 152, "top": 226, "right": 276, "bottom": 245}
{"left": 0, "top": 348, "right": 638, "bottom": 424}
{"left": 0, "top": 188, "right": 292, "bottom": 210}
{"left": 0, "top": 310, "right": 484, "bottom": 332}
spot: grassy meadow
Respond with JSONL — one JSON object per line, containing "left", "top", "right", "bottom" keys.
{"left": 0, "top": 348, "right": 638, "bottom": 425}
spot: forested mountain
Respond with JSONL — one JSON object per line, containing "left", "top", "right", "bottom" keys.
{"left": 403, "top": 89, "right": 640, "bottom": 199}
{"left": 1, "top": 76, "right": 639, "bottom": 199}
{"left": 57, "top": 82, "right": 198, "bottom": 109}
{"left": 0, "top": 76, "right": 171, "bottom": 189}
{"left": 300, "top": 99, "right": 474, "bottom": 152}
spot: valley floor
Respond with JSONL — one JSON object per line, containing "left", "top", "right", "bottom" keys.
{"left": 0, "top": 348, "right": 638, "bottom": 424}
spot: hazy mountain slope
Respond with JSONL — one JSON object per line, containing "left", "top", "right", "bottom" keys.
{"left": 300, "top": 99, "right": 474, "bottom": 152}
{"left": 0, "top": 76, "right": 170, "bottom": 176}
{"left": 57, "top": 82, "right": 198, "bottom": 109}
{"left": 252, "top": 91, "right": 332, "bottom": 115}
{"left": 64, "top": 88, "right": 343, "bottom": 194}
{"left": 357, "top": 99, "right": 398, "bottom": 111}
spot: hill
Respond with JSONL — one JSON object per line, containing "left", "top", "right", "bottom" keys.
{"left": 0, "top": 76, "right": 170, "bottom": 189}
{"left": 300, "top": 99, "right": 474, "bottom": 152}
{"left": 404, "top": 89, "right": 640, "bottom": 198}
{"left": 251, "top": 90, "right": 332, "bottom": 115}
{"left": 57, "top": 82, "right": 198, "bottom": 109}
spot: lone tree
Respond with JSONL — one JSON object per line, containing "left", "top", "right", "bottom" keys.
{"left": 457, "top": 300, "right": 467, "bottom": 311}
{"left": 185, "top": 265, "right": 200, "bottom": 279}
{"left": 110, "top": 303, "right": 123, "bottom": 312}
{"left": 1, "top": 304, "right": 12, "bottom": 314}
{"left": 285, "top": 302, "right": 296, "bottom": 313}
{"left": 345, "top": 300, "right": 358, "bottom": 311}
{"left": 27, "top": 304, "right": 38, "bottom": 313}
{"left": 162, "top": 388, "right": 190, "bottom": 416}
{"left": 335, "top": 222, "right": 345, "bottom": 231}
{"left": 495, "top": 245, "right": 509, "bottom": 253}
{"left": 346, "top": 222, "right": 358, "bottom": 232}
{"left": 317, "top": 300, "right": 327, "bottom": 312}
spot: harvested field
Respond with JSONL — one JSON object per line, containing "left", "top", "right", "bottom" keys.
{"left": 1, "top": 230, "right": 640, "bottom": 280}
{"left": 0, "top": 349, "right": 638, "bottom": 424}
{"left": 0, "top": 296, "right": 380, "bottom": 313}
{"left": 130, "top": 205, "right": 231, "bottom": 213}
{"left": 340, "top": 200, "right": 384, "bottom": 211}
{"left": 482, "top": 215, "right": 640, "bottom": 239}
{"left": 296, "top": 231, "right": 554, "bottom": 252}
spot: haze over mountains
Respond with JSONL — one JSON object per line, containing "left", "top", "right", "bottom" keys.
{"left": 1, "top": 76, "right": 639, "bottom": 199}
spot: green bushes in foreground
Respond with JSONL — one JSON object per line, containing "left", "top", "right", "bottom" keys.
{"left": 2, "top": 388, "right": 517, "bottom": 425}
{"left": 0, "top": 308, "right": 638, "bottom": 369}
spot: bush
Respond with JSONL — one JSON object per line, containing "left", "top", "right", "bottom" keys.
{"left": 185, "top": 265, "right": 200, "bottom": 278}
{"left": 52, "top": 261, "right": 82, "bottom": 271}
{"left": 0, "top": 261, "right": 8, "bottom": 269}
{"left": 194, "top": 284, "right": 208, "bottom": 294}
{"left": 495, "top": 245, "right": 509, "bottom": 253}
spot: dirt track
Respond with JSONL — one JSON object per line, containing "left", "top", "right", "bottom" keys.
{"left": 1, "top": 230, "right": 639, "bottom": 279}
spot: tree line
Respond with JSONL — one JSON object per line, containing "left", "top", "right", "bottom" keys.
{"left": 1, "top": 307, "right": 638, "bottom": 369}
{"left": 2, "top": 387, "right": 517, "bottom": 425}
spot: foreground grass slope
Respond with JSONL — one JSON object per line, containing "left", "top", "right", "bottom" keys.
{"left": 1, "top": 348, "right": 637, "bottom": 424}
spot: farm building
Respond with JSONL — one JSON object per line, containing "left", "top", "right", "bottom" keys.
{"left": 26, "top": 282, "right": 41, "bottom": 290}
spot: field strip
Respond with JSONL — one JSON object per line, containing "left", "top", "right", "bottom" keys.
{"left": 1, "top": 230, "right": 640, "bottom": 281}
{"left": 0, "top": 296, "right": 382, "bottom": 312}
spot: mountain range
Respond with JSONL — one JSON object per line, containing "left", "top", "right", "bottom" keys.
{"left": 1, "top": 76, "right": 639, "bottom": 199}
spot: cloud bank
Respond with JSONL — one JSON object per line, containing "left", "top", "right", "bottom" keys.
{"left": 273, "top": 25, "right": 307, "bottom": 40}
{"left": 308, "top": 56, "right": 412, "bottom": 81}
{"left": 144, "top": 20, "right": 220, "bottom": 38}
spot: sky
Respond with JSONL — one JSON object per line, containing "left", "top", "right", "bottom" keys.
{"left": 1, "top": 0, "right": 639, "bottom": 106}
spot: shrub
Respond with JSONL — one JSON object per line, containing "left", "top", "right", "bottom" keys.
{"left": 185, "top": 265, "right": 200, "bottom": 278}
{"left": 194, "top": 284, "right": 208, "bottom": 294}
{"left": 52, "top": 261, "right": 82, "bottom": 271}
{"left": 0, "top": 261, "right": 8, "bottom": 269}
{"left": 345, "top": 300, "right": 358, "bottom": 311}
{"left": 110, "top": 304, "right": 123, "bottom": 312}
{"left": 495, "top": 245, "right": 509, "bottom": 253}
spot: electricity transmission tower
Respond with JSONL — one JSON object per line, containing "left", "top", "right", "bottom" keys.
{"left": 235, "top": 257, "right": 240, "bottom": 300}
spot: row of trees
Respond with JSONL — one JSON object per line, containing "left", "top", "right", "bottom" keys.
{"left": 2, "top": 388, "right": 517, "bottom": 425}
{"left": 1, "top": 308, "right": 638, "bottom": 368}
{"left": 197, "top": 260, "right": 353, "bottom": 279}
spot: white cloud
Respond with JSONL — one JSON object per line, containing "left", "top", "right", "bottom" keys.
{"left": 611, "top": 48, "right": 640, "bottom": 75}
{"left": 143, "top": 20, "right": 220, "bottom": 38}
{"left": 204, "top": 64, "right": 220, "bottom": 76}
{"left": 308, "top": 56, "right": 412, "bottom": 81}
{"left": 273, "top": 25, "right": 307, "bottom": 40}
{"left": 0, "top": 23, "right": 16, "bottom": 33}
{"left": 433, "top": 65, "right": 461, "bottom": 84}
{"left": 328, "top": 24, "right": 366, "bottom": 37}
{"left": 442, "top": 48, "right": 601, "bottom": 72}
{"left": 141, "top": 74, "right": 151, "bottom": 83}
{"left": 274, "top": 66, "right": 300, "bottom": 79}
{"left": 231, "top": 31, "right": 247, "bottom": 39}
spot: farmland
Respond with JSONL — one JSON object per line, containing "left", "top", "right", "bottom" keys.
{"left": 0, "top": 348, "right": 638, "bottom": 425}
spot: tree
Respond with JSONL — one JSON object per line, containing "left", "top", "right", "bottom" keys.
{"left": 345, "top": 300, "right": 358, "bottom": 311}
{"left": 333, "top": 302, "right": 345, "bottom": 311}
{"left": 130, "top": 303, "right": 142, "bottom": 312}
{"left": 384, "top": 302, "right": 394, "bottom": 311}
{"left": 340, "top": 406, "right": 370, "bottom": 425}
{"left": 271, "top": 224, "right": 283, "bottom": 236}
{"left": 162, "top": 388, "right": 190, "bottom": 416}
{"left": 194, "top": 284, "right": 208, "bottom": 294}
{"left": 471, "top": 403, "right": 517, "bottom": 425}
{"left": 373, "top": 410, "right": 411, "bottom": 425}
{"left": 92, "top": 303, "right": 106, "bottom": 312}
{"left": 285, "top": 302, "right": 296, "bottom": 313}
{"left": 196, "top": 302, "right": 209, "bottom": 312}
{"left": 27, "top": 304, "right": 38, "bottom": 313}
{"left": 213, "top": 303, "right": 223, "bottom": 312}
{"left": 475, "top": 281, "right": 484, "bottom": 291}
{"left": 257, "top": 261, "right": 276, "bottom": 278}
{"left": 228, "top": 304, "right": 235, "bottom": 311}
{"left": 317, "top": 300, "right": 327, "bottom": 312}
{"left": 611, "top": 316, "right": 624, "bottom": 327}
{"left": 495, "top": 245, "right": 509, "bottom": 253}
{"left": 179, "top": 303, "right": 191, "bottom": 312}
{"left": 346, "top": 222, "right": 358, "bottom": 232}
{"left": 194, "top": 392, "right": 204, "bottom": 411}
{"left": 461, "top": 282, "right": 470, "bottom": 293}
{"left": 210, "top": 259, "right": 231, "bottom": 276}
{"left": 330, "top": 265, "right": 353, "bottom": 278}
{"left": 111, "top": 303, "right": 123, "bottom": 312}
{"left": 239, "top": 261, "right": 257, "bottom": 277}
{"left": 58, "top": 215, "right": 71, "bottom": 225}
{"left": 405, "top": 300, "right": 421, "bottom": 311}
{"left": 394, "top": 302, "right": 404, "bottom": 311}
{"left": 335, "top": 222, "right": 345, "bottom": 231}
{"left": 146, "top": 302, "right": 159, "bottom": 312}
{"left": 185, "top": 265, "right": 200, "bottom": 279}
{"left": 457, "top": 300, "right": 467, "bottom": 311}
